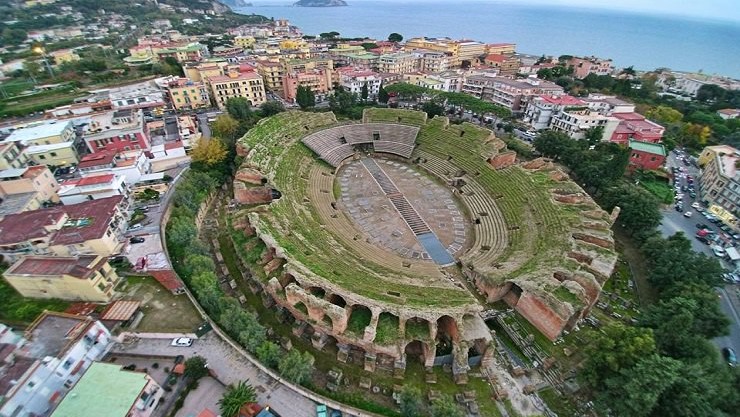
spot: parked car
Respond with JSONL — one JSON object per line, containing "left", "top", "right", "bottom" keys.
{"left": 170, "top": 337, "right": 193, "bottom": 347}
{"left": 691, "top": 202, "right": 701, "bottom": 209}
{"left": 128, "top": 224, "right": 143, "bottom": 231}
{"left": 316, "top": 404, "right": 328, "bottom": 417}
{"left": 130, "top": 237, "right": 145, "bottom": 244}
{"left": 723, "top": 347, "right": 737, "bottom": 367}
{"left": 711, "top": 246, "right": 726, "bottom": 257}
{"left": 683, "top": 211, "right": 692, "bottom": 218}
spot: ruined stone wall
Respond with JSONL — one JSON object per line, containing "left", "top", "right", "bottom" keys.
{"left": 512, "top": 292, "right": 568, "bottom": 341}
{"left": 488, "top": 151, "right": 517, "bottom": 170}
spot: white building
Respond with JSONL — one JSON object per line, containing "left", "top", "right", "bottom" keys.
{"left": 523, "top": 94, "right": 587, "bottom": 130}
{"left": 337, "top": 69, "right": 382, "bottom": 99}
{"left": 77, "top": 150, "right": 152, "bottom": 185}
{"left": 0, "top": 312, "right": 112, "bottom": 417}
{"left": 549, "top": 109, "right": 620, "bottom": 141}
{"left": 58, "top": 173, "right": 128, "bottom": 205}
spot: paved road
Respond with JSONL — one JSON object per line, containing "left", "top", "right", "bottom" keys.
{"left": 111, "top": 333, "right": 317, "bottom": 417}
{"left": 196, "top": 113, "right": 212, "bottom": 140}
{"left": 658, "top": 149, "right": 740, "bottom": 359}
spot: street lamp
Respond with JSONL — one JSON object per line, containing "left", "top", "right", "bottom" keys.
{"left": 33, "top": 45, "right": 54, "bottom": 78}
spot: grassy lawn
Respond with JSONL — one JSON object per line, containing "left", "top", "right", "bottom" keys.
{"left": 0, "top": 79, "right": 35, "bottom": 97}
{"left": 639, "top": 178, "right": 673, "bottom": 204}
{"left": 538, "top": 388, "right": 578, "bottom": 416}
{"left": 0, "top": 85, "right": 84, "bottom": 117}
{"left": 117, "top": 275, "right": 203, "bottom": 332}
{"left": 0, "top": 277, "right": 70, "bottom": 325}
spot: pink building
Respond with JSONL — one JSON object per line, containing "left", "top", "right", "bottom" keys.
{"left": 610, "top": 112, "right": 665, "bottom": 145}
{"left": 567, "top": 56, "right": 613, "bottom": 79}
{"left": 282, "top": 69, "right": 333, "bottom": 103}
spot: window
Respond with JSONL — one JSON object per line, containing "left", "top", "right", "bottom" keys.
{"left": 62, "top": 358, "right": 74, "bottom": 370}
{"left": 50, "top": 152, "right": 57, "bottom": 157}
{"left": 38, "top": 155, "right": 46, "bottom": 160}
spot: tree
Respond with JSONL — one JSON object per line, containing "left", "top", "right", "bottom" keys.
{"left": 584, "top": 125, "right": 605, "bottom": 146}
{"left": 278, "top": 350, "right": 314, "bottom": 384}
{"left": 360, "top": 82, "right": 369, "bottom": 102}
{"left": 226, "top": 97, "right": 253, "bottom": 121}
{"left": 295, "top": 85, "right": 315, "bottom": 109}
{"left": 211, "top": 115, "right": 240, "bottom": 143}
{"left": 191, "top": 138, "right": 228, "bottom": 166}
{"left": 218, "top": 380, "right": 257, "bottom": 417}
{"left": 646, "top": 105, "right": 683, "bottom": 125}
{"left": 662, "top": 282, "right": 730, "bottom": 339}
{"left": 1, "top": 28, "right": 27, "bottom": 46}
{"left": 640, "top": 233, "right": 723, "bottom": 293}
{"left": 378, "top": 82, "right": 390, "bottom": 104}
{"left": 259, "top": 100, "right": 285, "bottom": 117}
{"left": 388, "top": 32, "right": 403, "bottom": 42}
{"left": 421, "top": 99, "right": 445, "bottom": 118}
{"left": 23, "top": 60, "right": 42, "bottom": 79}
{"left": 596, "top": 354, "right": 681, "bottom": 417}
{"left": 398, "top": 385, "right": 424, "bottom": 417}
{"left": 430, "top": 395, "right": 464, "bottom": 417}
{"left": 219, "top": 303, "right": 266, "bottom": 353}
{"left": 580, "top": 323, "right": 656, "bottom": 390}
{"left": 184, "top": 356, "right": 209, "bottom": 380}
{"left": 600, "top": 182, "right": 662, "bottom": 237}
{"left": 256, "top": 341, "right": 281, "bottom": 368}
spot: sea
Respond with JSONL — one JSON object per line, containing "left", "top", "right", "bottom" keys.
{"left": 234, "top": 0, "right": 740, "bottom": 78}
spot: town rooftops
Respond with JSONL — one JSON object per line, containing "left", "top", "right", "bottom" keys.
{"left": 0, "top": 195, "right": 123, "bottom": 246}
{"left": 0, "top": 356, "right": 36, "bottom": 397}
{"left": 537, "top": 94, "right": 585, "bottom": 106}
{"left": 100, "top": 300, "right": 141, "bottom": 321}
{"left": 24, "top": 312, "right": 96, "bottom": 359}
{"left": 629, "top": 139, "right": 666, "bottom": 156}
{"left": 78, "top": 151, "right": 117, "bottom": 169}
{"left": 77, "top": 174, "right": 116, "bottom": 186}
{"left": 6, "top": 255, "right": 104, "bottom": 279}
{"left": 50, "top": 362, "right": 149, "bottom": 417}
{"left": 207, "top": 71, "right": 261, "bottom": 83}
{"left": 0, "top": 192, "right": 38, "bottom": 217}
{"left": 5, "top": 120, "right": 72, "bottom": 144}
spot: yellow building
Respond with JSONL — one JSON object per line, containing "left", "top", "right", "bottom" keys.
{"left": 0, "top": 165, "right": 60, "bottom": 203}
{"left": 25, "top": 142, "right": 79, "bottom": 167}
{"left": 208, "top": 71, "right": 267, "bottom": 109}
{"left": 184, "top": 60, "right": 230, "bottom": 83}
{"left": 697, "top": 145, "right": 737, "bottom": 167}
{"left": 485, "top": 43, "right": 516, "bottom": 55}
{"left": 0, "top": 195, "right": 127, "bottom": 264}
{"left": 3, "top": 255, "right": 120, "bottom": 302}
{"left": 255, "top": 60, "right": 284, "bottom": 92}
{"left": 50, "top": 49, "right": 80, "bottom": 65}
{"left": 6, "top": 120, "right": 75, "bottom": 146}
{"left": 234, "top": 35, "right": 256, "bottom": 49}
{"left": 166, "top": 78, "right": 210, "bottom": 110}
{"left": 0, "top": 142, "right": 29, "bottom": 170}
{"left": 457, "top": 40, "right": 486, "bottom": 66}
{"left": 279, "top": 38, "right": 307, "bottom": 50}
{"left": 405, "top": 37, "right": 459, "bottom": 57}
{"left": 377, "top": 52, "right": 419, "bottom": 74}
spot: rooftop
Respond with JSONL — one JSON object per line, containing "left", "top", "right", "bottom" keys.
{"left": 0, "top": 195, "right": 123, "bottom": 246}
{"left": 537, "top": 94, "right": 586, "bottom": 106}
{"left": 78, "top": 151, "right": 117, "bottom": 169}
{"left": 207, "top": 71, "right": 261, "bottom": 83}
{"left": 100, "top": 300, "right": 141, "bottom": 321}
{"left": 25, "top": 312, "right": 95, "bottom": 359}
{"left": 4, "top": 120, "right": 72, "bottom": 144}
{"left": 6, "top": 255, "right": 103, "bottom": 279}
{"left": 0, "top": 356, "right": 36, "bottom": 397}
{"left": 629, "top": 139, "right": 666, "bottom": 156}
{"left": 50, "top": 362, "right": 149, "bottom": 417}
{"left": 0, "top": 192, "right": 38, "bottom": 217}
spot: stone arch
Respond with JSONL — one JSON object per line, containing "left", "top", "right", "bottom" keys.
{"left": 404, "top": 316, "right": 431, "bottom": 341}
{"left": 435, "top": 315, "right": 460, "bottom": 356}
{"left": 293, "top": 301, "right": 308, "bottom": 317}
{"left": 321, "top": 313, "right": 334, "bottom": 329}
{"left": 404, "top": 340, "right": 428, "bottom": 365}
{"left": 278, "top": 273, "right": 298, "bottom": 289}
{"left": 374, "top": 312, "right": 400, "bottom": 345}
{"left": 346, "top": 304, "right": 372, "bottom": 338}
{"left": 326, "top": 293, "right": 347, "bottom": 308}
{"left": 307, "top": 286, "right": 326, "bottom": 298}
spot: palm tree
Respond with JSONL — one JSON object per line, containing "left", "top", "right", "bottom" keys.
{"left": 218, "top": 380, "right": 257, "bottom": 417}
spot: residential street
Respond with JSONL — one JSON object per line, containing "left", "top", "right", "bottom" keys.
{"left": 658, "top": 150, "right": 740, "bottom": 359}
{"left": 111, "top": 333, "right": 317, "bottom": 417}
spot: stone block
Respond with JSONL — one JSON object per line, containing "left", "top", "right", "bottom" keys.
{"left": 233, "top": 183, "right": 273, "bottom": 204}
{"left": 488, "top": 151, "right": 517, "bottom": 170}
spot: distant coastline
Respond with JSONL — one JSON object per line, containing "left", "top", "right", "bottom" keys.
{"left": 233, "top": 1, "right": 740, "bottom": 77}
{"left": 293, "top": 0, "right": 348, "bottom": 6}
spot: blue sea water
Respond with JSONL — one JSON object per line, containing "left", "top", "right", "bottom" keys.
{"left": 234, "top": 0, "right": 740, "bottom": 78}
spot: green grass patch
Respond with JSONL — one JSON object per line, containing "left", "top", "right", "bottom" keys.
{"left": 0, "top": 276, "right": 70, "bottom": 325}
{"left": 374, "top": 313, "right": 400, "bottom": 345}
{"left": 346, "top": 307, "right": 372, "bottom": 336}
{"left": 639, "top": 178, "right": 673, "bottom": 204}
{"left": 405, "top": 319, "right": 430, "bottom": 341}
{"left": 538, "top": 388, "right": 578, "bottom": 416}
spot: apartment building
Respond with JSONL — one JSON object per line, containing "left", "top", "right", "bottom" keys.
{"left": 5, "top": 120, "right": 79, "bottom": 167}
{"left": 0, "top": 312, "right": 112, "bottom": 417}
{"left": 485, "top": 43, "right": 516, "bottom": 55}
{"left": 183, "top": 60, "right": 230, "bottom": 82}
{"left": 0, "top": 166, "right": 56, "bottom": 218}
{"left": 255, "top": 60, "right": 285, "bottom": 92}
{"left": 208, "top": 70, "right": 266, "bottom": 109}
{"left": 81, "top": 109, "right": 151, "bottom": 153}
{"left": 567, "top": 56, "right": 613, "bottom": 79}
{"left": 0, "top": 142, "right": 29, "bottom": 170}
{"left": 628, "top": 139, "right": 666, "bottom": 172}
{"left": 457, "top": 40, "right": 486, "bottom": 66}
{"left": 610, "top": 112, "right": 665, "bottom": 144}
{"left": 415, "top": 50, "right": 451, "bottom": 73}
{"left": 377, "top": 52, "right": 419, "bottom": 74}
{"left": 582, "top": 94, "right": 636, "bottom": 114}
{"left": 51, "top": 362, "right": 163, "bottom": 417}
{"left": 482, "top": 54, "right": 521, "bottom": 77}
{"left": 58, "top": 174, "right": 128, "bottom": 205}
{"left": 337, "top": 69, "right": 382, "bottom": 99}
{"left": 3, "top": 255, "right": 120, "bottom": 302}
{"left": 0, "top": 195, "right": 127, "bottom": 263}
{"left": 284, "top": 58, "right": 334, "bottom": 74}
{"left": 699, "top": 146, "right": 740, "bottom": 226}
{"left": 166, "top": 77, "right": 210, "bottom": 110}
{"left": 155, "top": 42, "right": 210, "bottom": 63}
{"left": 463, "top": 75, "right": 564, "bottom": 112}
{"left": 77, "top": 150, "right": 152, "bottom": 184}
{"left": 427, "top": 70, "right": 465, "bottom": 93}
{"left": 283, "top": 69, "right": 333, "bottom": 103}
{"left": 234, "top": 35, "right": 256, "bottom": 49}
{"left": 549, "top": 108, "right": 620, "bottom": 141}
{"left": 523, "top": 94, "right": 587, "bottom": 130}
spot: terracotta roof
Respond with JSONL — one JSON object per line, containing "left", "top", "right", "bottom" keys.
{"left": 207, "top": 71, "right": 261, "bottom": 83}
{"left": 64, "top": 302, "right": 98, "bottom": 316}
{"left": 164, "top": 141, "right": 184, "bottom": 150}
{"left": 77, "top": 174, "right": 115, "bottom": 186}
{"left": 197, "top": 409, "right": 218, "bottom": 417}
{"left": 612, "top": 112, "right": 645, "bottom": 121}
{"left": 149, "top": 269, "right": 184, "bottom": 292}
{"left": 538, "top": 94, "right": 585, "bottom": 106}
{"left": 0, "top": 343, "right": 16, "bottom": 363}
{"left": 0, "top": 356, "right": 36, "bottom": 396}
{"left": 6, "top": 255, "right": 103, "bottom": 279}
{"left": 100, "top": 300, "right": 141, "bottom": 321}
{"left": 484, "top": 54, "right": 507, "bottom": 63}
{"left": 0, "top": 195, "right": 123, "bottom": 246}
{"left": 78, "top": 151, "right": 117, "bottom": 169}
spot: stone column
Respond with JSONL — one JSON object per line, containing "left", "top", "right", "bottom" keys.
{"left": 364, "top": 352, "right": 377, "bottom": 372}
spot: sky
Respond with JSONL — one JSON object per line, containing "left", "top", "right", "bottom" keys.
{"left": 347, "top": 0, "right": 740, "bottom": 24}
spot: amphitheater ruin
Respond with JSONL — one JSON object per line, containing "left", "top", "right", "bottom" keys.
{"left": 230, "top": 108, "right": 619, "bottom": 381}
